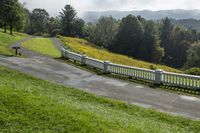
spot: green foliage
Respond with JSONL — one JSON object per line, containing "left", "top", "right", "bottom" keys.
{"left": 47, "top": 17, "right": 61, "bottom": 37}
{"left": 160, "top": 17, "right": 174, "bottom": 48}
{"left": 71, "top": 18, "right": 85, "bottom": 37}
{"left": 111, "top": 15, "right": 164, "bottom": 63}
{"left": 85, "top": 16, "right": 119, "bottom": 48}
{"left": 140, "top": 20, "right": 164, "bottom": 63}
{"left": 162, "top": 25, "right": 190, "bottom": 67}
{"left": 114, "top": 15, "right": 144, "bottom": 57}
{"left": 85, "top": 15, "right": 200, "bottom": 69}
{"left": 185, "top": 67, "right": 200, "bottom": 76}
{"left": 0, "top": 0, "right": 25, "bottom": 34}
{"left": 30, "top": 8, "right": 49, "bottom": 34}
{"left": 0, "top": 65, "right": 199, "bottom": 132}
{"left": 185, "top": 42, "right": 200, "bottom": 68}
{"left": 23, "top": 8, "right": 31, "bottom": 33}
{"left": 60, "top": 5, "right": 84, "bottom": 37}
{"left": 171, "top": 18, "right": 200, "bottom": 32}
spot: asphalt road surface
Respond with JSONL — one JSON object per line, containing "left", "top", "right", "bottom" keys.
{"left": 0, "top": 37, "right": 200, "bottom": 119}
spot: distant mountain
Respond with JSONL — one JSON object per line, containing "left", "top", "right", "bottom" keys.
{"left": 83, "top": 9, "right": 200, "bottom": 22}
{"left": 171, "top": 19, "right": 200, "bottom": 32}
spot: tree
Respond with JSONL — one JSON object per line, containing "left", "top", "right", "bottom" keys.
{"left": 71, "top": 18, "right": 85, "bottom": 37}
{"left": 185, "top": 42, "right": 200, "bottom": 68}
{"left": 85, "top": 16, "right": 118, "bottom": 48}
{"left": 9, "top": 3, "right": 25, "bottom": 34}
{"left": 60, "top": 5, "right": 77, "bottom": 36}
{"left": 83, "top": 22, "right": 96, "bottom": 40}
{"left": 30, "top": 8, "right": 49, "bottom": 34}
{"left": 47, "top": 17, "right": 61, "bottom": 37}
{"left": 0, "top": 18, "right": 3, "bottom": 30}
{"left": 114, "top": 15, "right": 144, "bottom": 57}
{"left": 161, "top": 25, "right": 190, "bottom": 67}
{"left": 0, "top": 0, "right": 9, "bottom": 33}
{"left": 23, "top": 8, "right": 31, "bottom": 33}
{"left": 0, "top": 0, "right": 25, "bottom": 34}
{"left": 160, "top": 18, "right": 174, "bottom": 63}
{"left": 140, "top": 21, "right": 164, "bottom": 63}
{"left": 160, "top": 17, "right": 173, "bottom": 48}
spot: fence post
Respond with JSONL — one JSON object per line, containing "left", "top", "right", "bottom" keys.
{"left": 61, "top": 47, "right": 65, "bottom": 58}
{"left": 64, "top": 49, "right": 69, "bottom": 60}
{"left": 155, "top": 69, "right": 164, "bottom": 85}
{"left": 81, "top": 55, "right": 87, "bottom": 65}
{"left": 103, "top": 61, "right": 110, "bottom": 74}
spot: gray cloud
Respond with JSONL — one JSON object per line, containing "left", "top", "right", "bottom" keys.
{"left": 19, "top": 0, "right": 200, "bottom": 17}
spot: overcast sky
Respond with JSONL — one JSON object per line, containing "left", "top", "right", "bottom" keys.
{"left": 19, "top": 0, "right": 200, "bottom": 17}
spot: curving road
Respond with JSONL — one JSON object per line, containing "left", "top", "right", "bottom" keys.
{"left": 0, "top": 37, "right": 200, "bottom": 120}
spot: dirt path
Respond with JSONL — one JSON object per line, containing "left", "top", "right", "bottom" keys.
{"left": 0, "top": 37, "right": 200, "bottom": 120}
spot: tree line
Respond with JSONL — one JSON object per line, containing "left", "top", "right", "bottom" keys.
{"left": 85, "top": 16, "right": 200, "bottom": 69}
{"left": 0, "top": 0, "right": 84, "bottom": 37}
{"left": 1, "top": 0, "right": 200, "bottom": 69}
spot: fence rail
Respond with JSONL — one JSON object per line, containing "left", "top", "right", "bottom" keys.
{"left": 61, "top": 48, "right": 200, "bottom": 90}
{"left": 85, "top": 57, "right": 104, "bottom": 70}
{"left": 68, "top": 51, "right": 82, "bottom": 62}
{"left": 109, "top": 63, "right": 155, "bottom": 81}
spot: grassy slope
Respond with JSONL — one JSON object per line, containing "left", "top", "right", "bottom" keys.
{"left": 21, "top": 38, "right": 61, "bottom": 58}
{"left": 60, "top": 37, "right": 180, "bottom": 73}
{"left": 0, "top": 65, "right": 199, "bottom": 132}
{"left": 0, "top": 31, "right": 28, "bottom": 56}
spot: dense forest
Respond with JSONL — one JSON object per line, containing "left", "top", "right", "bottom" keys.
{"left": 1, "top": 0, "right": 200, "bottom": 70}
{"left": 171, "top": 19, "right": 200, "bottom": 32}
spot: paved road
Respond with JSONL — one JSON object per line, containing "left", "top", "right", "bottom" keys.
{"left": 1, "top": 38, "right": 200, "bottom": 120}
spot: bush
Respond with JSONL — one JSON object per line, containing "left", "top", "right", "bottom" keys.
{"left": 149, "top": 65, "right": 158, "bottom": 70}
{"left": 184, "top": 67, "right": 200, "bottom": 76}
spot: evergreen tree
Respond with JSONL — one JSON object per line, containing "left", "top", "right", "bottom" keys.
{"left": 114, "top": 15, "right": 144, "bottom": 57}
{"left": 140, "top": 21, "right": 164, "bottom": 63}
{"left": 60, "top": 5, "right": 77, "bottom": 36}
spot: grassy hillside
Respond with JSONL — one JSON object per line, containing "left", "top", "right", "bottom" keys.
{"left": 21, "top": 38, "right": 60, "bottom": 58}
{"left": 60, "top": 37, "right": 180, "bottom": 73}
{"left": 0, "top": 31, "right": 28, "bottom": 56}
{"left": 0, "top": 65, "right": 199, "bottom": 132}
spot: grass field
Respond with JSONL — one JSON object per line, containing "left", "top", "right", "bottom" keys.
{"left": 21, "top": 38, "right": 61, "bottom": 58}
{"left": 0, "top": 65, "right": 199, "bottom": 132}
{"left": 0, "top": 31, "right": 28, "bottom": 56}
{"left": 60, "top": 37, "right": 180, "bottom": 73}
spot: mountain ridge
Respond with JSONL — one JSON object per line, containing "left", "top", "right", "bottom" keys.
{"left": 83, "top": 9, "right": 200, "bottom": 22}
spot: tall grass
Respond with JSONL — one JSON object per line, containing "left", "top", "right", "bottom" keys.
{"left": 60, "top": 37, "right": 180, "bottom": 73}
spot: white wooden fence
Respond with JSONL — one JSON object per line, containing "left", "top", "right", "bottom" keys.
{"left": 61, "top": 48, "right": 200, "bottom": 90}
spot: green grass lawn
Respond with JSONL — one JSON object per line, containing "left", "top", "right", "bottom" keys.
{"left": 0, "top": 65, "right": 199, "bottom": 132}
{"left": 0, "top": 31, "right": 28, "bottom": 56}
{"left": 21, "top": 38, "right": 60, "bottom": 58}
{"left": 60, "top": 37, "right": 180, "bottom": 73}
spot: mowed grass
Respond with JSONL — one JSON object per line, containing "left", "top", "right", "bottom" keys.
{"left": 21, "top": 38, "right": 60, "bottom": 58}
{"left": 0, "top": 31, "right": 28, "bottom": 56}
{"left": 0, "top": 66, "right": 199, "bottom": 132}
{"left": 60, "top": 37, "right": 180, "bottom": 73}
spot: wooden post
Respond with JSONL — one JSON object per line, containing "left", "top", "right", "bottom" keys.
{"left": 12, "top": 46, "right": 20, "bottom": 55}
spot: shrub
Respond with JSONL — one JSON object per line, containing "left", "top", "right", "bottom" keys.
{"left": 184, "top": 67, "right": 200, "bottom": 76}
